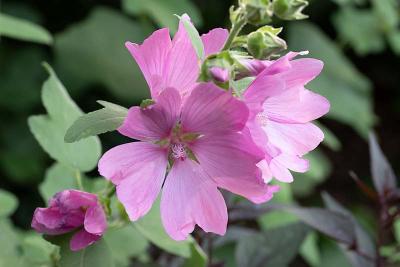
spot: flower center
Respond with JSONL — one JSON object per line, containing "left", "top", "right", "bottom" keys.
{"left": 256, "top": 113, "right": 268, "bottom": 127}
{"left": 170, "top": 143, "right": 187, "bottom": 160}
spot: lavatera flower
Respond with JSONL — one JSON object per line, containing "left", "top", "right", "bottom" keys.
{"left": 242, "top": 52, "right": 330, "bottom": 183}
{"left": 99, "top": 85, "right": 279, "bottom": 240}
{"left": 31, "top": 190, "right": 107, "bottom": 251}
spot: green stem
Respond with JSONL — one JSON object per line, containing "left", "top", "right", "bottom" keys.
{"left": 222, "top": 18, "right": 247, "bottom": 50}
{"left": 74, "top": 170, "right": 84, "bottom": 191}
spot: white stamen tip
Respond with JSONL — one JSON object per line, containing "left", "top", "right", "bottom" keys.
{"left": 299, "top": 50, "right": 309, "bottom": 56}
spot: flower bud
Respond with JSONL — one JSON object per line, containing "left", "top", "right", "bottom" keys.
{"left": 199, "top": 51, "right": 234, "bottom": 87}
{"left": 247, "top": 26, "right": 287, "bottom": 59}
{"left": 232, "top": 0, "right": 273, "bottom": 26}
{"left": 272, "top": 0, "right": 308, "bottom": 20}
{"left": 31, "top": 190, "right": 107, "bottom": 251}
{"left": 209, "top": 67, "right": 230, "bottom": 83}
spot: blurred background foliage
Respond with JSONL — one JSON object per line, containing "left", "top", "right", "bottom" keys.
{"left": 0, "top": 0, "right": 399, "bottom": 266}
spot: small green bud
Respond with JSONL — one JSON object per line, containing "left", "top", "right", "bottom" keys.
{"left": 199, "top": 51, "right": 235, "bottom": 88}
{"left": 247, "top": 26, "right": 287, "bottom": 59}
{"left": 237, "top": 0, "right": 273, "bottom": 25}
{"left": 272, "top": 0, "right": 309, "bottom": 20}
{"left": 140, "top": 99, "right": 155, "bottom": 109}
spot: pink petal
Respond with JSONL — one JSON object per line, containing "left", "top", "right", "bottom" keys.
{"left": 265, "top": 121, "right": 324, "bottom": 156}
{"left": 201, "top": 28, "right": 229, "bottom": 56}
{"left": 161, "top": 160, "right": 227, "bottom": 240}
{"left": 98, "top": 142, "right": 167, "bottom": 184}
{"left": 280, "top": 58, "right": 323, "bottom": 89}
{"left": 264, "top": 87, "right": 330, "bottom": 123}
{"left": 165, "top": 15, "right": 199, "bottom": 96}
{"left": 31, "top": 208, "right": 72, "bottom": 235}
{"left": 244, "top": 76, "right": 285, "bottom": 117}
{"left": 270, "top": 154, "right": 309, "bottom": 183}
{"left": 70, "top": 230, "right": 101, "bottom": 251}
{"left": 84, "top": 204, "right": 107, "bottom": 235}
{"left": 55, "top": 190, "right": 97, "bottom": 210}
{"left": 125, "top": 28, "right": 172, "bottom": 98}
{"left": 209, "top": 66, "right": 229, "bottom": 82}
{"left": 118, "top": 88, "right": 181, "bottom": 141}
{"left": 182, "top": 83, "right": 249, "bottom": 134}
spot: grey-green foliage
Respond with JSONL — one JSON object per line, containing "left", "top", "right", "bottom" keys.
{"left": 54, "top": 7, "right": 150, "bottom": 102}
{"left": 0, "top": 12, "right": 52, "bottom": 44}
{"left": 288, "top": 22, "right": 376, "bottom": 137}
{"left": 122, "top": 0, "right": 202, "bottom": 31}
{"left": 65, "top": 101, "right": 128, "bottom": 143}
{"left": 0, "top": 189, "right": 18, "bottom": 217}
{"left": 28, "top": 64, "right": 101, "bottom": 172}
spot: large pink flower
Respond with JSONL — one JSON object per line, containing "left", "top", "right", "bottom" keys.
{"left": 31, "top": 190, "right": 107, "bottom": 251}
{"left": 243, "top": 52, "right": 330, "bottom": 183}
{"left": 99, "top": 84, "right": 278, "bottom": 240}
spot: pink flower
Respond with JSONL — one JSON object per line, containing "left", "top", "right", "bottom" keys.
{"left": 125, "top": 15, "right": 229, "bottom": 99}
{"left": 99, "top": 84, "right": 279, "bottom": 241}
{"left": 243, "top": 52, "right": 330, "bottom": 183}
{"left": 31, "top": 190, "right": 107, "bottom": 251}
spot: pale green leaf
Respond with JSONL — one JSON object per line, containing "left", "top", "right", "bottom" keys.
{"left": 28, "top": 64, "right": 101, "bottom": 172}
{"left": 182, "top": 242, "right": 208, "bottom": 267}
{"left": 65, "top": 102, "right": 128, "bottom": 143}
{"left": 0, "top": 189, "right": 18, "bottom": 217}
{"left": 178, "top": 14, "right": 205, "bottom": 60}
{"left": 300, "top": 232, "right": 321, "bottom": 267}
{"left": 104, "top": 226, "right": 149, "bottom": 267}
{"left": 0, "top": 13, "right": 52, "bottom": 44}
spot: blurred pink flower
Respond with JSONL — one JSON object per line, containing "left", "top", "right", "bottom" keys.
{"left": 125, "top": 14, "right": 229, "bottom": 99}
{"left": 99, "top": 84, "right": 279, "bottom": 241}
{"left": 31, "top": 190, "right": 107, "bottom": 251}
{"left": 243, "top": 52, "right": 330, "bottom": 183}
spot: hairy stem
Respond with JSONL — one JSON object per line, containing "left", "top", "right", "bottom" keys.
{"left": 75, "top": 170, "right": 84, "bottom": 191}
{"left": 222, "top": 18, "right": 247, "bottom": 50}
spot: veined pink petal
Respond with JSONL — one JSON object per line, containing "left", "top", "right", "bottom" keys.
{"left": 98, "top": 142, "right": 167, "bottom": 184}
{"left": 182, "top": 83, "right": 249, "bottom": 134}
{"left": 244, "top": 76, "right": 285, "bottom": 117}
{"left": 118, "top": 88, "right": 181, "bottom": 141}
{"left": 125, "top": 28, "right": 172, "bottom": 98}
{"left": 264, "top": 87, "right": 330, "bottom": 123}
{"left": 265, "top": 121, "right": 324, "bottom": 156}
{"left": 165, "top": 15, "right": 199, "bottom": 96}
{"left": 280, "top": 58, "right": 323, "bottom": 89}
{"left": 116, "top": 157, "right": 167, "bottom": 221}
{"left": 201, "top": 28, "right": 229, "bottom": 56}
{"left": 70, "top": 230, "right": 101, "bottom": 251}
{"left": 84, "top": 205, "right": 107, "bottom": 235}
{"left": 161, "top": 160, "right": 227, "bottom": 240}
{"left": 270, "top": 154, "right": 309, "bottom": 183}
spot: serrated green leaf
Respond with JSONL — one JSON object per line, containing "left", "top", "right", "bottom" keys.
{"left": 28, "top": 64, "right": 101, "bottom": 172}
{"left": 65, "top": 102, "right": 128, "bottom": 143}
{"left": 122, "top": 0, "right": 202, "bottom": 31}
{"left": 0, "top": 12, "right": 52, "bottom": 44}
{"left": 134, "top": 198, "right": 192, "bottom": 257}
{"left": 0, "top": 189, "right": 18, "bottom": 217}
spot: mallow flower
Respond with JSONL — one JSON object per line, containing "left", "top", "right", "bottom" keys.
{"left": 242, "top": 52, "right": 330, "bottom": 183}
{"left": 99, "top": 84, "right": 279, "bottom": 240}
{"left": 31, "top": 190, "right": 107, "bottom": 251}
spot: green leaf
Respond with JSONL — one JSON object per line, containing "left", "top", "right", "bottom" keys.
{"left": 235, "top": 223, "right": 310, "bottom": 267}
{"left": 54, "top": 7, "right": 149, "bottom": 102}
{"left": 49, "top": 234, "right": 115, "bottom": 267}
{"left": 65, "top": 102, "right": 127, "bottom": 143}
{"left": 322, "top": 192, "right": 375, "bottom": 267}
{"left": 104, "top": 226, "right": 149, "bottom": 267}
{"left": 316, "top": 122, "right": 341, "bottom": 151}
{"left": 369, "top": 132, "right": 397, "bottom": 195}
{"left": 300, "top": 232, "right": 321, "bottom": 267}
{"left": 0, "top": 12, "right": 52, "bottom": 44}
{"left": 333, "top": 7, "right": 385, "bottom": 55}
{"left": 288, "top": 22, "right": 376, "bottom": 137}
{"left": 0, "top": 189, "right": 18, "bottom": 217}
{"left": 177, "top": 14, "right": 205, "bottom": 60}
{"left": 28, "top": 64, "right": 101, "bottom": 172}
{"left": 21, "top": 233, "right": 58, "bottom": 266}
{"left": 134, "top": 198, "right": 192, "bottom": 257}
{"left": 39, "top": 163, "right": 77, "bottom": 202}
{"left": 388, "top": 30, "right": 400, "bottom": 55}
{"left": 0, "top": 219, "right": 22, "bottom": 266}
{"left": 122, "top": 0, "right": 202, "bottom": 31}
{"left": 183, "top": 242, "right": 208, "bottom": 267}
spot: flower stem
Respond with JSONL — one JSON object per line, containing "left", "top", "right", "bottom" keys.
{"left": 222, "top": 18, "right": 247, "bottom": 50}
{"left": 75, "top": 170, "right": 84, "bottom": 191}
